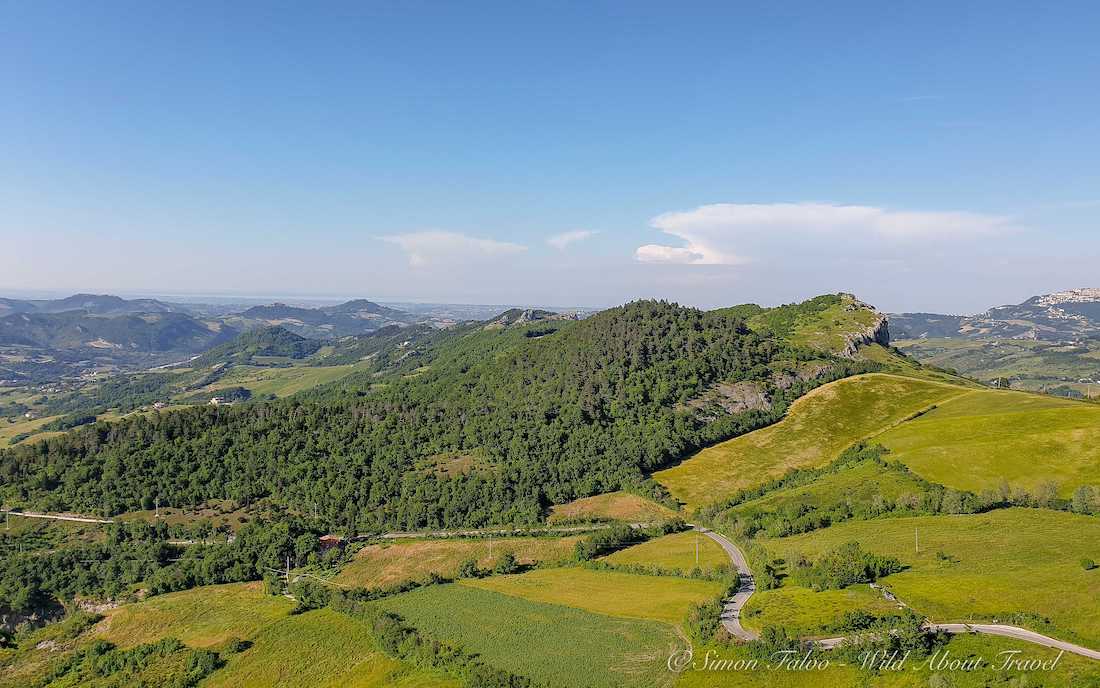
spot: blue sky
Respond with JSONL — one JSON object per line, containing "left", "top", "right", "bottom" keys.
{"left": 2, "top": 1, "right": 1098, "bottom": 312}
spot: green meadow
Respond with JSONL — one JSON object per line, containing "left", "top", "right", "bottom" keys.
{"left": 654, "top": 374, "right": 967, "bottom": 510}
{"left": 722, "top": 459, "right": 925, "bottom": 521}
{"left": 95, "top": 582, "right": 294, "bottom": 649}
{"left": 184, "top": 359, "right": 375, "bottom": 399}
{"left": 759, "top": 509, "right": 1100, "bottom": 647}
{"left": 740, "top": 583, "right": 900, "bottom": 636}
{"left": 462, "top": 567, "right": 724, "bottom": 625}
{"left": 603, "top": 531, "right": 731, "bottom": 573}
{"left": 203, "top": 608, "right": 456, "bottom": 688}
{"left": 376, "top": 583, "right": 682, "bottom": 687}
{"left": 876, "top": 388, "right": 1100, "bottom": 496}
{"left": 333, "top": 536, "right": 581, "bottom": 588}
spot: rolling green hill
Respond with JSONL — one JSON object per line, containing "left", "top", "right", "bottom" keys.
{"left": 759, "top": 509, "right": 1100, "bottom": 647}
{"left": 876, "top": 387, "right": 1100, "bottom": 496}
{"left": 653, "top": 373, "right": 967, "bottom": 511}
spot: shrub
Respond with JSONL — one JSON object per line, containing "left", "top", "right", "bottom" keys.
{"left": 790, "top": 542, "right": 903, "bottom": 591}
{"left": 493, "top": 552, "right": 519, "bottom": 575}
{"left": 1082, "top": 558, "right": 1097, "bottom": 571}
{"left": 457, "top": 558, "right": 481, "bottom": 578}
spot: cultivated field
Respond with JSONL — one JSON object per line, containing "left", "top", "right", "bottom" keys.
{"left": 603, "top": 531, "right": 730, "bottom": 572}
{"left": 760, "top": 509, "right": 1100, "bottom": 647}
{"left": 377, "top": 583, "right": 682, "bottom": 687}
{"left": 334, "top": 536, "right": 582, "bottom": 588}
{"left": 654, "top": 374, "right": 967, "bottom": 510}
{"left": 547, "top": 491, "right": 677, "bottom": 524}
{"left": 203, "top": 608, "right": 456, "bottom": 688}
{"left": 876, "top": 388, "right": 1100, "bottom": 495}
{"left": 461, "top": 567, "right": 724, "bottom": 625}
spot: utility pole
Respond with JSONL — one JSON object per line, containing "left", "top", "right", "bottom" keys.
{"left": 489, "top": 534, "right": 493, "bottom": 559}
{"left": 155, "top": 497, "right": 159, "bottom": 520}
{"left": 915, "top": 527, "right": 919, "bottom": 554}
{"left": 695, "top": 533, "right": 699, "bottom": 566}
{"left": 286, "top": 555, "right": 291, "bottom": 591}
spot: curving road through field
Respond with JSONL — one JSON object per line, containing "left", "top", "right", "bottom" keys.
{"left": 694, "top": 526, "right": 759, "bottom": 641}
{"left": 696, "top": 526, "right": 1100, "bottom": 661}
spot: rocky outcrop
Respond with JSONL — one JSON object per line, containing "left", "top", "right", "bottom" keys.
{"left": 682, "top": 381, "right": 771, "bottom": 419}
{"left": 839, "top": 307, "right": 890, "bottom": 359}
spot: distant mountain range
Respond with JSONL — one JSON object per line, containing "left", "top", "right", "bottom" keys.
{"left": 0, "top": 294, "right": 419, "bottom": 383}
{"left": 0, "top": 293, "right": 188, "bottom": 317}
{"left": 891, "top": 288, "right": 1100, "bottom": 341}
{"left": 225, "top": 299, "right": 415, "bottom": 338}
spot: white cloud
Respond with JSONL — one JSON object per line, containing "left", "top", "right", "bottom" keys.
{"left": 635, "top": 202, "right": 1014, "bottom": 265}
{"left": 547, "top": 229, "right": 596, "bottom": 250}
{"left": 380, "top": 231, "right": 527, "bottom": 267}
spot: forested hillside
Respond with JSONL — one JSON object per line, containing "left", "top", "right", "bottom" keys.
{"left": 0, "top": 299, "right": 876, "bottom": 532}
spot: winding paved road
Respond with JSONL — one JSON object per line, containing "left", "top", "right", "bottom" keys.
{"left": 694, "top": 526, "right": 759, "bottom": 641}
{"left": 695, "top": 525, "right": 1100, "bottom": 661}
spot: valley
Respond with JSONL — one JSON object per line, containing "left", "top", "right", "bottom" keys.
{"left": 2, "top": 292, "right": 1098, "bottom": 688}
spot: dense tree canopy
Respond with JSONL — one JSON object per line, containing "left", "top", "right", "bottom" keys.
{"left": 1, "top": 301, "right": 871, "bottom": 532}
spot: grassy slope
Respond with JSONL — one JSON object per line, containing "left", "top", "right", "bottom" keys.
{"left": 876, "top": 387, "right": 1100, "bottom": 495}
{"left": 547, "top": 491, "right": 677, "bottom": 524}
{"left": 653, "top": 374, "right": 967, "bottom": 511}
{"left": 376, "top": 583, "right": 682, "bottom": 688}
{"left": 95, "top": 582, "right": 294, "bottom": 649}
{"left": 0, "top": 414, "right": 63, "bottom": 445}
{"left": 462, "top": 568, "right": 724, "bottom": 625}
{"left": 334, "top": 536, "right": 582, "bottom": 588}
{"left": 723, "top": 459, "right": 925, "bottom": 520}
{"left": 740, "top": 584, "right": 900, "bottom": 636}
{"left": 760, "top": 509, "right": 1100, "bottom": 647}
{"left": 743, "top": 293, "right": 881, "bottom": 354}
{"left": 603, "top": 531, "right": 730, "bottom": 572}
{"left": 202, "top": 608, "right": 456, "bottom": 688}
{"left": 182, "top": 359, "right": 375, "bottom": 399}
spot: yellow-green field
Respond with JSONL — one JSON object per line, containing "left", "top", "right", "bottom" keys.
{"left": 744, "top": 293, "right": 881, "bottom": 354}
{"left": 548, "top": 491, "right": 678, "bottom": 524}
{"left": 724, "top": 460, "right": 924, "bottom": 520}
{"left": 95, "top": 582, "right": 294, "bottom": 649}
{"left": 462, "top": 567, "right": 723, "bottom": 625}
{"left": 377, "top": 583, "right": 681, "bottom": 687}
{"left": 876, "top": 388, "right": 1100, "bottom": 496}
{"left": 603, "top": 531, "right": 730, "bottom": 572}
{"left": 203, "top": 608, "right": 457, "bottom": 688}
{"left": 654, "top": 374, "right": 967, "bottom": 510}
{"left": 334, "top": 536, "right": 582, "bottom": 587}
{"left": 0, "top": 413, "right": 62, "bottom": 445}
{"left": 184, "top": 359, "right": 374, "bottom": 399}
{"left": 760, "top": 509, "right": 1100, "bottom": 647}
{"left": 740, "top": 584, "right": 900, "bottom": 636}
